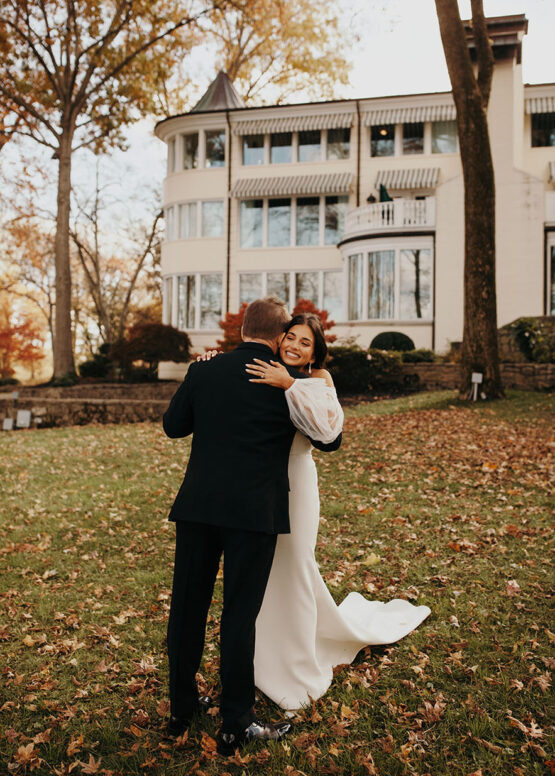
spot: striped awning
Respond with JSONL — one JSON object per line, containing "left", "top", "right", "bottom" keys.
{"left": 525, "top": 96, "right": 555, "bottom": 114}
{"left": 549, "top": 162, "right": 555, "bottom": 183}
{"left": 364, "top": 104, "right": 456, "bottom": 125}
{"left": 232, "top": 112, "right": 355, "bottom": 136}
{"left": 230, "top": 172, "right": 353, "bottom": 198}
{"left": 375, "top": 168, "right": 440, "bottom": 190}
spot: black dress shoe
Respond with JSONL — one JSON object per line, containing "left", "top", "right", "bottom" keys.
{"left": 216, "top": 719, "right": 291, "bottom": 756}
{"left": 166, "top": 696, "right": 214, "bottom": 736}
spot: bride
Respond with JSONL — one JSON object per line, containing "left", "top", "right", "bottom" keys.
{"left": 204, "top": 312, "right": 431, "bottom": 711}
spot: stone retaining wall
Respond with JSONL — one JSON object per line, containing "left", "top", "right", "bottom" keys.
{"left": 400, "top": 362, "right": 554, "bottom": 391}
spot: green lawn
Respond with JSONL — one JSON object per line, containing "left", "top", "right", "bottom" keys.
{"left": 0, "top": 390, "right": 553, "bottom": 775}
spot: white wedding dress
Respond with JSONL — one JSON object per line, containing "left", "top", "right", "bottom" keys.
{"left": 253, "top": 378, "right": 432, "bottom": 710}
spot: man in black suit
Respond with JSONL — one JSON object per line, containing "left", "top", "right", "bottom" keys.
{"left": 162, "top": 297, "right": 340, "bottom": 755}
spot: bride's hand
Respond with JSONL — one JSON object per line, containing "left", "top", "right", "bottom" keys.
{"left": 197, "top": 349, "right": 220, "bottom": 362}
{"left": 245, "top": 358, "right": 295, "bottom": 390}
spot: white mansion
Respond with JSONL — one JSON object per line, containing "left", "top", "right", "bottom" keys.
{"left": 154, "top": 14, "right": 555, "bottom": 379}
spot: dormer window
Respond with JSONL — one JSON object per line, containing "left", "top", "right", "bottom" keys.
{"left": 205, "top": 130, "right": 226, "bottom": 167}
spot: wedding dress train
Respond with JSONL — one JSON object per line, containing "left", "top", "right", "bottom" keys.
{"left": 253, "top": 379, "right": 432, "bottom": 710}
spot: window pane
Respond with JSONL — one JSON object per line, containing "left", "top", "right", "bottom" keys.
{"left": 183, "top": 132, "right": 198, "bottom": 169}
{"left": 327, "top": 127, "right": 350, "bottom": 160}
{"left": 298, "top": 130, "right": 321, "bottom": 162}
{"left": 325, "top": 195, "right": 349, "bottom": 245}
{"left": 168, "top": 138, "right": 176, "bottom": 172}
{"left": 348, "top": 254, "right": 363, "bottom": 320}
{"left": 268, "top": 198, "right": 291, "bottom": 247}
{"left": 531, "top": 113, "right": 555, "bottom": 147}
{"left": 551, "top": 246, "right": 555, "bottom": 315}
{"left": 166, "top": 206, "right": 175, "bottom": 241}
{"left": 179, "top": 202, "right": 197, "bottom": 239}
{"left": 200, "top": 274, "right": 222, "bottom": 329}
{"left": 205, "top": 130, "right": 225, "bottom": 167}
{"left": 295, "top": 272, "right": 319, "bottom": 306}
{"left": 432, "top": 120, "right": 457, "bottom": 153}
{"left": 240, "top": 199, "right": 263, "bottom": 248}
{"left": 323, "top": 271, "right": 343, "bottom": 320}
{"left": 201, "top": 200, "right": 224, "bottom": 237}
{"left": 243, "top": 134, "right": 264, "bottom": 165}
{"left": 270, "top": 132, "right": 292, "bottom": 163}
{"left": 400, "top": 249, "right": 432, "bottom": 319}
{"left": 177, "top": 275, "right": 196, "bottom": 329}
{"left": 164, "top": 277, "right": 173, "bottom": 324}
{"left": 239, "top": 273, "right": 262, "bottom": 305}
{"left": 267, "top": 272, "right": 290, "bottom": 307}
{"left": 371, "top": 124, "right": 395, "bottom": 156}
{"left": 403, "top": 122, "right": 424, "bottom": 154}
{"left": 368, "top": 250, "right": 395, "bottom": 319}
{"left": 296, "top": 197, "right": 320, "bottom": 245}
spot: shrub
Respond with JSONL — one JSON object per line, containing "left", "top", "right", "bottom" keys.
{"left": 111, "top": 323, "right": 192, "bottom": 379}
{"left": 327, "top": 345, "right": 371, "bottom": 394}
{"left": 367, "top": 348, "right": 403, "bottom": 388}
{"left": 51, "top": 372, "right": 79, "bottom": 387}
{"left": 370, "top": 331, "right": 415, "bottom": 352}
{"left": 508, "top": 317, "right": 554, "bottom": 363}
{"left": 0, "top": 376, "right": 19, "bottom": 386}
{"left": 78, "top": 350, "right": 112, "bottom": 378}
{"left": 217, "top": 303, "right": 248, "bottom": 352}
{"left": 401, "top": 348, "right": 436, "bottom": 363}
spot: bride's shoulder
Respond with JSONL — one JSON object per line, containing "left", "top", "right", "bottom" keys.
{"left": 310, "top": 368, "right": 334, "bottom": 388}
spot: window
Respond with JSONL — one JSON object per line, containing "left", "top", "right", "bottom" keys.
{"left": 371, "top": 124, "right": 395, "bottom": 157}
{"left": 403, "top": 122, "right": 424, "bottom": 154}
{"left": 183, "top": 132, "right": 198, "bottom": 169}
{"left": 268, "top": 198, "right": 291, "bottom": 247}
{"left": 298, "top": 130, "right": 321, "bottom": 162}
{"left": 270, "top": 132, "right": 292, "bottom": 163}
{"left": 323, "top": 271, "right": 343, "bottom": 320}
{"left": 174, "top": 273, "right": 223, "bottom": 329}
{"left": 368, "top": 250, "right": 395, "bottom": 319}
{"left": 296, "top": 197, "right": 320, "bottom": 245}
{"left": 327, "top": 127, "right": 350, "bottom": 160}
{"left": 200, "top": 274, "right": 222, "bottom": 329}
{"left": 238, "top": 269, "right": 344, "bottom": 318}
{"left": 240, "top": 200, "right": 263, "bottom": 248}
{"left": 295, "top": 272, "right": 319, "bottom": 305}
{"left": 165, "top": 206, "right": 175, "bottom": 241}
{"left": 346, "top": 244, "right": 433, "bottom": 321}
{"left": 551, "top": 244, "right": 555, "bottom": 315}
{"left": 164, "top": 277, "right": 173, "bottom": 324}
{"left": 325, "top": 195, "right": 348, "bottom": 245}
{"left": 177, "top": 275, "right": 196, "bottom": 329}
{"left": 205, "top": 129, "right": 225, "bottom": 167}
{"left": 168, "top": 137, "right": 176, "bottom": 172}
{"left": 400, "top": 249, "right": 432, "bottom": 319}
{"left": 267, "top": 272, "right": 290, "bottom": 306}
{"left": 179, "top": 202, "right": 197, "bottom": 239}
{"left": 432, "top": 120, "right": 457, "bottom": 153}
{"left": 243, "top": 134, "right": 265, "bottom": 165}
{"left": 239, "top": 273, "right": 263, "bottom": 305}
{"left": 531, "top": 113, "right": 555, "bottom": 147}
{"left": 201, "top": 200, "right": 224, "bottom": 237}
{"left": 348, "top": 254, "right": 364, "bottom": 320}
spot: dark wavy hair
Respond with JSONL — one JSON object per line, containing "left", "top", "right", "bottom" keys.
{"left": 282, "top": 313, "right": 328, "bottom": 370}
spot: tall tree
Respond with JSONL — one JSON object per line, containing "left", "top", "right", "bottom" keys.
{"left": 0, "top": 0, "right": 213, "bottom": 379}
{"left": 435, "top": 0, "right": 504, "bottom": 399}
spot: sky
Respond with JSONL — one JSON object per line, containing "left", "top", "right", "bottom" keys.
{"left": 104, "top": 0, "right": 554, "bottom": 218}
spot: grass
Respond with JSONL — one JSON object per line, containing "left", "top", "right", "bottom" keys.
{"left": 0, "top": 389, "right": 553, "bottom": 775}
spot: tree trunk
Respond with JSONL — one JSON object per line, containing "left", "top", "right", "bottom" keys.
{"left": 53, "top": 126, "right": 76, "bottom": 379}
{"left": 435, "top": 0, "right": 504, "bottom": 399}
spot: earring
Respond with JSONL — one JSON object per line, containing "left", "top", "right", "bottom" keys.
{"left": 308, "top": 362, "right": 312, "bottom": 375}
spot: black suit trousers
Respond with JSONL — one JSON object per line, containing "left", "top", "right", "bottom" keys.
{"left": 167, "top": 520, "right": 277, "bottom": 731}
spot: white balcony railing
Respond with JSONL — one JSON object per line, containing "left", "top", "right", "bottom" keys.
{"left": 344, "top": 197, "right": 436, "bottom": 238}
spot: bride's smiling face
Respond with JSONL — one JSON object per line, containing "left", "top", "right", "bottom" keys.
{"left": 279, "top": 324, "right": 315, "bottom": 370}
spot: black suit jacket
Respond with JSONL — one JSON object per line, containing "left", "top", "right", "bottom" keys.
{"left": 163, "top": 341, "right": 341, "bottom": 534}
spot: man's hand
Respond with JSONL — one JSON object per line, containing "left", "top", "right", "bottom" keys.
{"left": 245, "top": 358, "right": 295, "bottom": 390}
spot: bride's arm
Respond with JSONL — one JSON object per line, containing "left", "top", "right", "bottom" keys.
{"left": 245, "top": 358, "right": 343, "bottom": 445}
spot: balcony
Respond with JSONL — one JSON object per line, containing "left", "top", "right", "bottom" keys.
{"left": 343, "top": 197, "right": 436, "bottom": 240}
